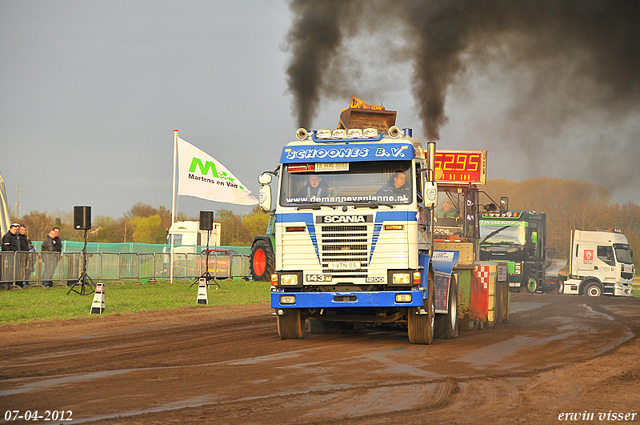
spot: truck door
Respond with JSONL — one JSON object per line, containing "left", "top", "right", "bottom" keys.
{"left": 596, "top": 245, "right": 616, "bottom": 282}
{"left": 527, "top": 223, "right": 539, "bottom": 260}
{"left": 576, "top": 243, "right": 596, "bottom": 276}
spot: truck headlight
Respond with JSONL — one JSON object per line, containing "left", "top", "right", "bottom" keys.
{"left": 392, "top": 272, "right": 411, "bottom": 284}
{"left": 280, "top": 274, "right": 299, "bottom": 286}
{"left": 280, "top": 295, "right": 296, "bottom": 304}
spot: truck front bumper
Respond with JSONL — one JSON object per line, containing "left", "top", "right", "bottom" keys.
{"left": 614, "top": 283, "right": 634, "bottom": 297}
{"left": 271, "top": 290, "right": 425, "bottom": 309}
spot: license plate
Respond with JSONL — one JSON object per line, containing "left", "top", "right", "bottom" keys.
{"left": 328, "top": 262, "right": 359, "bottom": 270}
{"left": 306, "top": 274, "right": 332, "bottom": 282}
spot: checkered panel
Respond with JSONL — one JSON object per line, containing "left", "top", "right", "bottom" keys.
{"left": 475, "top": 265, "right": 490, "bottom": 289}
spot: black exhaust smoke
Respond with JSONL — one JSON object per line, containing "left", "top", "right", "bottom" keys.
{"left": 284, "top": 0, "right": 640, "bottom": 141}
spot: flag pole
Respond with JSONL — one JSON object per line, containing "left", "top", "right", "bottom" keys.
{"left": 170, "top": 130, "right": 178, "bottom": 284}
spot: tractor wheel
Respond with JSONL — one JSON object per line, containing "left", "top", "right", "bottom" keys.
{"left": 250, "top": 239, "right": 275, "bottom": 282}
{"left": 408, "top": 277, "right": 435, "bottom": 344}
{"left": 277, "top": 309, "right": 304, "bottom": 339}
{"left": 435, "top": 274, "right": 459, "bottom": 339}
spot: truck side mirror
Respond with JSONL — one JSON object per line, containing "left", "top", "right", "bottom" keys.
{"left": 258, "top": 173, "right": 272, "bottom": 185}
{"left": 500, "top": 197, "right": 509, "bottom": 213}
{"left": 258, "top": 173, "right": 273, "bottom": 212}
{"left": 423, "top": 181, "right": 438, "bottom": 208}
{"left": 259, "top": 185, "right": 272, "bottom": 212}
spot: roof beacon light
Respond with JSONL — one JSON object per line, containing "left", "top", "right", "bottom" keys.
{"left": 363, "top": 128, "right": 379, "bottom": 138}
{"left": 347, "top": 129, "right": 362, "bottom": 139}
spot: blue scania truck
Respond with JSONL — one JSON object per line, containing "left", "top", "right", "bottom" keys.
{"left": 255, "top": 102, "right": 463, "bottom": 344}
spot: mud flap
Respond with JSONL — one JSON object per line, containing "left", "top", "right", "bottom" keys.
{"left": 432, "top": 250, "right": 459, "bottom": 313}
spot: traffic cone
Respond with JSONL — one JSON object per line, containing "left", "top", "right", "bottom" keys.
{"left": 197, "top": 278, "right": 208, "bottom": 305}
{"left": 90, "top": 283, "right": 106, "bottom": 314}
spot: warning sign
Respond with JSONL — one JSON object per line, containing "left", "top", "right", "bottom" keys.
{"left": 583, "top": 249, "right": 594, "bottom": 264}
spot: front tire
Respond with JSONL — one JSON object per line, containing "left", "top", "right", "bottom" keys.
{"left": 277, "top": 309, "right": 304, "bottom": 339}
{"left": 408, "top": 278, "right": 435, "bottom": 344}
{"left": 435, "top": 274, "right": 459, "bottom": 339}
{"left": 250, "top": 239, "right": 275, "bottom": 282}
{"left": 583, "top": 282, "right": 603, "bottom": 297}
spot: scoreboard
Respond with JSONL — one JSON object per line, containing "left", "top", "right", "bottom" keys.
{"left": 434, "top": 150, "right": 487, "bottom": 185}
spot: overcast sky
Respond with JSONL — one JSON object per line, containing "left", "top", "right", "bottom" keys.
{"left": 1, "top": 0, "right": 638, "bottom": 222}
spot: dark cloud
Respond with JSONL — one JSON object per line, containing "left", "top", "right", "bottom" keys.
{"left": 285, "top": 0, "right": 640, "bottom": 139}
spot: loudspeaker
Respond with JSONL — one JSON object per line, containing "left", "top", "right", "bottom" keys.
{"left": 199, "top": 211, "right": 214, "bottom": 231}
{"left": 74, "top": 206, "right": 91, "bottom": 230}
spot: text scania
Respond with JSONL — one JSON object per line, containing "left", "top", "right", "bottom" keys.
{"left": 319, "top": 215, "right": 372, "bottom": 224}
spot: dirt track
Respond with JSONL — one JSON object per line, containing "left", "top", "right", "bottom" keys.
{"left": 1, "top": 292, "right": 640, "bottom": 424}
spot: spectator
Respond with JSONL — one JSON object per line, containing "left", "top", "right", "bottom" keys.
{"left": 1, "top": 223, "right": 20, "bottom": 286}
{"left": 17, "top": 224, "right": 32, "bottom": 287}
{"left": 41, "top": 227, "right": 62, "bottom": 287}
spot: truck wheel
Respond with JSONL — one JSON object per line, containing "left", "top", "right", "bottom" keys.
{"left": 525, "top": 277, "right": 538, "bottom": 293}
{"left": 583, "top": 282, "right": 603, "bottom": 297}
{"left": 277, "top": 309, "right": 304, "bottom": 339}
{"left": 250, "top": 239, "right": 274, "bottom": 282}
{"left": 435, "top": 274, "right": 458, "bottom": 339}
{"left": 408, "top": 278, "right": 435, "bottom": 344}
{"left": 557, "top": 277, "right": 565, "bottom": 294}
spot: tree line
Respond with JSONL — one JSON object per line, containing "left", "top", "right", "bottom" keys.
{"left": 13, "top": 202, "right": 270, "bottom": 247}
{"left": 483, "top": 177, "right": 639, "bottom": 267}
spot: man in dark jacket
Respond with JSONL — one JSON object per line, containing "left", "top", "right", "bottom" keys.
{"left": 16, "top": 224, "right": 32, "bottom": 287}
{"left": 41, "top": 227, "right": 62, "bottom": 287}
{"left": 1, "top": 223, "right": 20, "bottom": 286}
{"left": 376, "top": 171, "right": 411, "bottom": 199}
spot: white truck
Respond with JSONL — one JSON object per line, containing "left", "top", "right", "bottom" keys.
{"left": 562, "top": 229, "right": 635, "bottom": 297}
{"left": 165, "top": 220, "right": 221, "bottom": 253}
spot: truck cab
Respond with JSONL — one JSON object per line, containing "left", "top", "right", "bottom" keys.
{"left": 165, "top": 221, "right": 221, "bottom": 254}
{"left": 563, "top": 229, "right": 635, "bottom": 297}
{"left": 478, "top": 211, "right": 551, "bottom": 293}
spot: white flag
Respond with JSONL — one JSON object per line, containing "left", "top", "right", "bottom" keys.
{"left": 177, "top": 137, "right": 258, "bottom": 205}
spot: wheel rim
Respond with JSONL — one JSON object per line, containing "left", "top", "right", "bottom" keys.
{"left": 528, "top": 279, "right": 537, "bottom": 292}
{"left": 587, "top": 286, "right": 601, "bottom": 297}
{"left": 253, "top": 249, "right": 266, "bottom": 275}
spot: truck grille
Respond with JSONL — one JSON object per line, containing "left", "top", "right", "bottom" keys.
{"left": 621, "top": 272, "right": 634, "bottom": 280}
{"left": 320, "top": 224, "right": 369, "bottom": 278}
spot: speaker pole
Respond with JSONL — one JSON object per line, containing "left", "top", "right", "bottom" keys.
{"left": 67, "top": 228, "right": 95, "bottom": 296}
{"left": 68, "top": 205, "right": 95, "bottom": 296}
{"left": 191, "top": 211, "right": 220, "bottom": 290}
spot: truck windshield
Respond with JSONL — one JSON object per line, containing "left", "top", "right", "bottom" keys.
{"left": 279, "top": 160, "right": 413, "bottom": 207}
{"left": 614, "top": 244, "right": 633, "bottom": 264}
{"left": 479, "top": 223, "right": 526, "bottom": 244}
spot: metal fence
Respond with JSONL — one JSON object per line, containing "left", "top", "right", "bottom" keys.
{"left": 0, "top": 251, "right": 251, "bottom": 288}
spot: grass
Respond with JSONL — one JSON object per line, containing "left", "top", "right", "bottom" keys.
{"left": 0, "top": 279, "right": 272, "bottom": 325}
